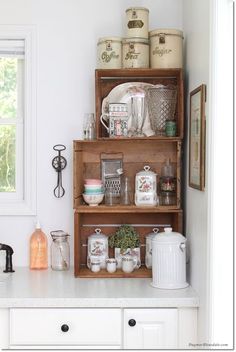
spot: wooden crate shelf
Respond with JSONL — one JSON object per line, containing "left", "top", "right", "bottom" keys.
{"left": 95, "top": 68, "right": 184, "bottom": 139}
{"left": 73, "top": 68, "right": 184, "bottom": 278}
{"left": 75, "top": 266, "right": 152, "bottom": 278}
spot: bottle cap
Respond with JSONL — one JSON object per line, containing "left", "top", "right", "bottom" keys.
{"left": 35, "top": 220, "right": 41, "bottom": 229}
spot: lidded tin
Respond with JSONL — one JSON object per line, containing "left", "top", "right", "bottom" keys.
{"left": 97, "top": 37, "right": 122, "bottom": 69}
{"left": 122, "top": 38, "right": 149, "bottom": 68}
{"left": 149, "top": 29, "right": 184, "bottom": 68}
{"left": 126, "top": 7, "right": 149, "bottom": 38}
{"left": 151, "top": 227, "right": 189, "bottom": 289}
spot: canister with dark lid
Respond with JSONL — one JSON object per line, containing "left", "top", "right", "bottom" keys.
{"left": 97, "top": 37, "right": 122, "bottom": 69}
{"left": 126, "top": 7, "right": 149, "bottom": 38}
{"left": 122, "top": 38, "right": 149, "bottom": 68}
{"left": 149, "top": 29, "right": 184, "bottom": 68}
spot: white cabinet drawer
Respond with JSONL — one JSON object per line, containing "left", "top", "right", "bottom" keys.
{"left": 124, "top": 308, "right": 178, "bottom": 349}
{"left": 10, "top": 308, "right": 121, "bottom": 346}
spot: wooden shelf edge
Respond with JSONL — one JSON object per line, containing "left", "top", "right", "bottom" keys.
{"left": 74, "top": 205, "right": 182, "bottom": 213}
{"left": 74, "top": 266, "right": 152, "bottom": 278}
{"left": 73, "top": 137, "right": 183, "bottom": 144}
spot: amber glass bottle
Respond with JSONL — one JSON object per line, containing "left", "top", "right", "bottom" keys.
{"left": 30, "top": 222, "right": 48, "bottom": 270}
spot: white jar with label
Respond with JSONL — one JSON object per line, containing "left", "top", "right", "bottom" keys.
{"left": 97, "top": 37, "right": 122, "bottom": 69}
{"left": 126, "top": 7, "right": 149, "bottom": 38}
{"left": 135, "top": 166, "right": 157, "bottom": 206}
{"left": 149, "top": 29, "right": 184, "bottom": 68}
{"left": 122, "top": 38, "right": 149, "bottom": 68}
{"left": 87, "top": 228, "right": 108, "bottom": 269}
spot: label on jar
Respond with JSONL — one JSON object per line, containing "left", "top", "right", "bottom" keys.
{"left": 128, "top": 20, "right": 144, "bottom": 29}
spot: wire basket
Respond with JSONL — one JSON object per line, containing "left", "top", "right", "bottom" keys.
{"left": 146, "top": 85, "right": 177, "bottom": 135}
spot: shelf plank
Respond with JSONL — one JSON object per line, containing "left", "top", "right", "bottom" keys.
{"left": 75, "top": 266, "right": 152, "bottom": 278}
{"left": 74, "top": 205, "right": 182, "bottom": 213}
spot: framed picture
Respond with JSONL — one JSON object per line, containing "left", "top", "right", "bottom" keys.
{"left": 189, "top": 84, "right": 206, "bottom": 190}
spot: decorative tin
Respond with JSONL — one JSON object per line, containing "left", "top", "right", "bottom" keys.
{"left": 135, "top": 166, "right": 158, "bottom": 206}
{"left": 87, "top": 228, "right": 108, "bottom": 270}
{"left": 145, "top": 228, "right": 159, "bottom": 269}
{"left": 97, "top": 37, "right": 122, "bottom": 69}
{"left": 122, "top": 38, "right": 149, "bottom": 68}
{"left": 126, "top": 7, "right": 149, "bottom": 38}
{"left": 100, "top": 103, "right": 128, "bottom": 138}
{"left": 165, "top": 120, "right": 177, "bottom": 136}
{"left": 149, "top": 29, "right": 184, "bottom": 68}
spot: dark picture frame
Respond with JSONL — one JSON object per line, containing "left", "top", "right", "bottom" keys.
{"left": 189, "top": 84, "right": 206, "bottom": 190}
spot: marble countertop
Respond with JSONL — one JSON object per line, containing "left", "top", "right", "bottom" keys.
{"left": 0, "top": 268, "right": 199, "bottom": 308}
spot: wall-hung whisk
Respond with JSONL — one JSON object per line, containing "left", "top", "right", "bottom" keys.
{"left": 52, "top": 144, "right": 67, "bottom": 198}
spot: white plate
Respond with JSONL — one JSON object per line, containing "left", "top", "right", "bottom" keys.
{"left": 101, "top": 82, "right": 155, "bottom": 137}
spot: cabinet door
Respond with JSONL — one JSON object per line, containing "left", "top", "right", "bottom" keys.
{"left": 124, "top": 308, "right": 178, "bottom": 349}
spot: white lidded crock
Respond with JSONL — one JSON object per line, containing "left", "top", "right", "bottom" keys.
{"left": 151, "top": 227, "right": 189, "bottom": 289}
{"left": 149, "top": 29, "right": 184, "bottom": 68}
{"left": 125, "top": 7, "right": 149, "bottom": 39}
{"left": 122, "top": 38, "right": 149, "bottom": 68}
{"left": 135, "top": 166, "right": 157, "bottom": 206}
{"left": 145, "top": 228, "right": 159, "bottom": 269}
{"left": 97, "top": 37, "right": 122, "bottom": 69}
{"left": 87, "top": 228, "right": 108, "bottom": 269}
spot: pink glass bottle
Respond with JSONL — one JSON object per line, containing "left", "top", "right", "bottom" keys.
{"left": 30, "top": 221, "right": 48, "bottom": 270}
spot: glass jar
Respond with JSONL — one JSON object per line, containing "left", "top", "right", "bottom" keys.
{"left": 50, "top": 230, "right": 70, "bottom": 271}
{"left": 160, "top": 191, "right": 176, "bottom": 206}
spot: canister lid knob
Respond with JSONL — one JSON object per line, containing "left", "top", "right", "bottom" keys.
{"left": 164, "top": 227, "right": 172, "bottom": 233}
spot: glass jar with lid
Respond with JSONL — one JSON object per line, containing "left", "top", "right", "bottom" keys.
{"left": 50, "top": 230, "right": 70, "bottom": 271}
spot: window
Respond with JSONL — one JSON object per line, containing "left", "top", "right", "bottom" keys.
{"left": 0, "top": 27, "right": 36, "bottom": 215}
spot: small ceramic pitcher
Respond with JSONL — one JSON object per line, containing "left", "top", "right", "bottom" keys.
{"left": 121, "top": 254, "right": 137, "bottom": 273}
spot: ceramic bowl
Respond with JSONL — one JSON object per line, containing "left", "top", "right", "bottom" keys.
{"left": 82, "top": 192, "right": 104, "bottom": 206}
{"left": 84, "top": 179, "right": 103, "bottom": 185}
{"left": 84, "top": 184, "right": 103, "bottom": 192}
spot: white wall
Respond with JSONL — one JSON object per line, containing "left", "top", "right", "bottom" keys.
{"left": 0, "top": 0, "right": 183, "bottom": 267}
{"left": 183, "top": 0, "right": 210, "bottom": 345}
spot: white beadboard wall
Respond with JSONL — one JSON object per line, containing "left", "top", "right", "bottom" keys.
{"left": 0, "top": 0, "right": 183, "bottom": 267}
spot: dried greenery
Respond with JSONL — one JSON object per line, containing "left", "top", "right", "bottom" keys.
{"left": 108, "top": 224, "right": 140, "bottom": 252}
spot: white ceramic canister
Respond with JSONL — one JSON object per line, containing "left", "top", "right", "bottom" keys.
{"left": 145, "top": 228, "right": 159, "bottom": 269}
{"left": 151, "top": 227, "right": 189, "bottom": 289}
{"left": 87, "top": 228, "right": 108, "bottom": 269}
{"left": 122, "top": 38, "right": 149, "bottom": 69}
{"left": 97, "top": 37, "right": 122, "bottom": 69}
{"left": 135, "top": 166, "right": 157, "bottom": 206}
{"left": 126, "top": 7, "right": 149, "bottom": 38}
{"left": 149, "top": 29, "right": 184, "bottom": 68}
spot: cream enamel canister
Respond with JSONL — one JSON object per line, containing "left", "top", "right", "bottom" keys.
{"left": 97, "top": 37, "right": 122, "bottom": 69}
{"left": 149, "top": 29, "right": 184, "bottom": 68}
{"left": 151, "top": 227, "right": 189, "bottom": 289}
{"left": 126, "top": 7, "right": 149, "bottom": 38}
{"left": 122, "top": 38, "right": 149, "bottom": 68}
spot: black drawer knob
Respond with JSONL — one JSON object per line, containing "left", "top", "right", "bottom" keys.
{"left": 128, "top": 319, "right": 136, "bottom": 327}
{"left": 61, "top": 324, "right": 69, "bottom": 332}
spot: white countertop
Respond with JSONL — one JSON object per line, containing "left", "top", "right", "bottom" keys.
{"left": 0, "top": 268, "right": 199, "bottom": 308}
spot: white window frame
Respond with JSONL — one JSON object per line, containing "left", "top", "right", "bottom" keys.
{"left": 0, "top": 26, "right": 36, "bottom": 215}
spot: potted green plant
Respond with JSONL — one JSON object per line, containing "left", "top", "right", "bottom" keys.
{"left": 108, "top": 225, "right": 141, "bottom": 269}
